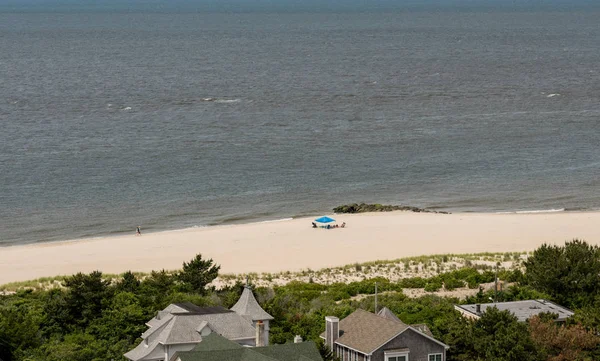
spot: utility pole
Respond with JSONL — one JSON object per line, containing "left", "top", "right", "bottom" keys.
{"left": 494, "top": 262, "right": 498, "bottom": 303}
{"left": 374, "top": 282, "right": 378, "bottom": 313}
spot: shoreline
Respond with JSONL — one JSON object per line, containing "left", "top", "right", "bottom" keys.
{"left": 2, "top": 207, "right": 596, "bottom": 249}
{"left": 1, "top": 210, "right": 600, "bottom": 285}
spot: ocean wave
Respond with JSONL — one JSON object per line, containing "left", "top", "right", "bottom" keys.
{"left": 256, "top": 217, "right": 294, "bottom": 224}
{"left": 201, "top": 98, "right": 241, "bottom": 103}
{"left": 503, "top": 208, "right": 566, "bottom": 214}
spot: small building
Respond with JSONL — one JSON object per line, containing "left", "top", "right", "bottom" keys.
{"left": 321, "top": 308, "right": 449, "bottom": 361}
{"left": 171, "top": 332, "right": 323, "bottom": 361}
{"left": 454, "top": 299, "right": 574, "bottom": 322}
{"left": 125, "top": 285, "right": 274, "bottom": 361}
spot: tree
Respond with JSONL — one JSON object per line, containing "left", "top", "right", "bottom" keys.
{"left": 115, "top": 271, "right": 140, "bottom": 293}
{"left": 471, "top": 307, "right": 539, "bottom": 361}
{"left": 529, "top": 315, "right": 600, "bottom": 361}
{"left": 177, "top": 254, "right": 220, "bottom": 294}
{"left": 316, "top": 338, "right": 340, "bottom": 361}
{"left": 524, "top": 240, "right": 600, "bottom": 308}
{"left": 0, "top": 333, "right": 12, "bottom": 361}
{"left": 62, "top": 271, "right": 111, "bottom": 328}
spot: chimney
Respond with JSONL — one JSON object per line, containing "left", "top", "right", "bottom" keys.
{"left": 476, "top": 304, "right": 481, "bottom": 315}
{"left": 325, "top": 316, "right": 339, "bottom": 351}
{"left": 256, "top": 321, "right": 265, "bottom": 347}
{"left": 294, "top": 335, "right": 303, "bottom": 344}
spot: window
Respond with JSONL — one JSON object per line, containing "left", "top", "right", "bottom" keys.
{"left": 429, "top": 354, "right": 442, "bottom": 361}
{"left": 385, "top": 352, "right": 409, "bottom": 361}
{"left": 387, "top": 357, "right": 407, "bottom": 361}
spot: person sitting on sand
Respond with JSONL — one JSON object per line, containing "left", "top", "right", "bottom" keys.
{"left": 312, "top": 222, "right": 317, "bottom": 228}
{"left": 341, "top": 222, "right": 346, "bottom": 228}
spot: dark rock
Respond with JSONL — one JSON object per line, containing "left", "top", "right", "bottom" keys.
{"left": 332, "top": 203, "right": 450, "bottom": 214}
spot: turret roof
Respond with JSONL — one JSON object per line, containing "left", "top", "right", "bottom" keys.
{"left": 231, "top": 287, "right": 274, "bottom": 321}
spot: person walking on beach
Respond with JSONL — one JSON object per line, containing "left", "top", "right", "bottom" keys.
{"left": 136, "top": 226, "right": 141, "bottom": 236}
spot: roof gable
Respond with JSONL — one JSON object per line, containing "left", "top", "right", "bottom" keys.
{"left": 231, "top": 287, "right": 274, "bottom": 321}
{"left": 334, "top": 309, "right": 409, "bottom": 354}
{"left": 320, "top": 309, "right": 448, "bottom": 354}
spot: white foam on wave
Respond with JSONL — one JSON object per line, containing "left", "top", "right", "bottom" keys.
{"left": 494, "top": 208, "right": 566, "bottom": 214}
{"left": 515, "top": 208, "right": 566, "bottom": 214}
{"left": 256, "top": 217, "right": 294, "bottom": 224}
{"left": 547, "top": 93, "right": 560, "bottom": 98}
{"left": 201, "top": 98, "right": 241, "bottom": 103}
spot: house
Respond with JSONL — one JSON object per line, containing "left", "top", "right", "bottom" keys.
{"left": 125, "top": 285, "right": 274, "bottom": 361}
{"left": 170, "top": 332, "right": 323, "bottom": 361}
{"left": 454, "top": 299, "right": 574, "bottom": 322}
{"left": 321, "top": 308, "right": 449, "bottom": 361}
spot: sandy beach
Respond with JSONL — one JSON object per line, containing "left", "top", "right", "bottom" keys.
{"left": 1, "top": 211, "right": 599, "bottom": 285}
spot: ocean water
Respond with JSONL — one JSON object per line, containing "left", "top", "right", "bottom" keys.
{"left": 1, "top": 5, "right": 599, "bottom": 245}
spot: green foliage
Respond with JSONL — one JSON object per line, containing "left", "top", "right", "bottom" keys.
{"left": 398, "top": 277, "right": 427, "bottom": 288}
{"left": 177, "top": 254, "right": 220, "bottom": 294}
{"left": 424, "top": 277, "right": 443, "bottom": 292}
{"left": 524, "top": 239, "right": 600, "bottom": 308}
{"left": 445, "top": 307, "right": 539, "bottom": 361}
{"left": 472, "top": 307, "right": 539, "bottom": 361}
{"left": 115, "top": 271, "right": 140, "bottom": 293}
{"left": 316, "top": 338, "right": 340, "bottom": 361}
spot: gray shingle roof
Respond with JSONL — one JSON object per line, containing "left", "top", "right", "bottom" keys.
{"left": 377, "top": 307, "right": 402, "bottom": 323}
{"left": 231, "top": 287, "right": 274, "bottom": 321}
{"left": 173, "top": 303, "right": 233, "bottom": 315}
{"left": 455, "top": 299, "right": 574, "bottom": 322}
{"left": 176, "top": 348, "right": 276, "bottom": 361}
{"left": 325, "top": 309, "right": 409, "bottom": 355}
{"left": 190, "top": 333, "right": 243, "bottom": 351}
{"left": 125, "top": 303, "right": 257, "bottom": 361}
{"left": 319, "top": 309, "right": 449, "bottom": 355}
{"left": 253, "top": 341, "right": 323, "bottom": 361}
{"left": 176, "top": 333, "right": 323, "bottom": 361}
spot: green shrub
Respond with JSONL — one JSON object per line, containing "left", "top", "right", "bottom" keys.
{"left": 443, "top": 278, "right": 465, "bottom": 291}
{"left": 424, "top": 278, "right": 443, "bottom": 292}
{"left": 399, "top": 277, "right": 427, "bottom": 288}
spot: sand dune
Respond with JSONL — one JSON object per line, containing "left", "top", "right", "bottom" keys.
{"left": 1, "top": 211, "right": 599, "bottom": 285}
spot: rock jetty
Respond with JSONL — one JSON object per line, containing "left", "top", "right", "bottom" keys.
{"left": 333, "top": 203, "right": 449, "bottom": 214}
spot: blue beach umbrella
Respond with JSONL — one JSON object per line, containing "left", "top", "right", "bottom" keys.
{"left": 315, "top": 216, "right": 336, "bottom": 223}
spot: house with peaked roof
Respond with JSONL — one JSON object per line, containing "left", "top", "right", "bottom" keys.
{"left": 125, "top": 286, "right": 274, "bottom": 361}
{"left": 454, "top": 299, "right": 574, "bottom": 322}
{"left": 321, "top": 308, "right": 449, "bottom": 361}
{"left": 171, "top": 332, "right": 323, "bottom": 361}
